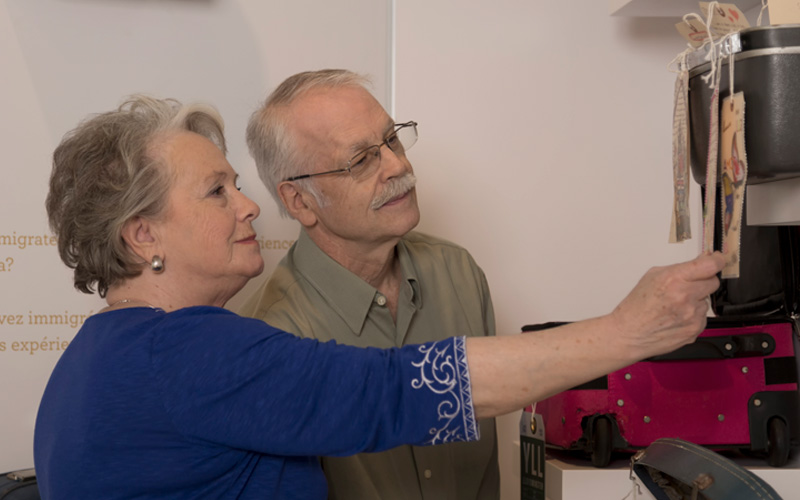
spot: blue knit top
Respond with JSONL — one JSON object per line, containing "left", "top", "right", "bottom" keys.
{"left": 34, "top": 306, "right": 478, "bottom": 499}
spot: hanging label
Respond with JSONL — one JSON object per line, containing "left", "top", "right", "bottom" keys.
{"left": 670, "top": 68, "right": 692, "bottom": 243}
{"left": 675, "top": 17, "right": 713, "bottom": 47}
{"left": 720, "top": 92, "right": 747, "bottom": 278}
{"left": 520, "top": 406, "right": 545, "bottom": 500}
{"left": 767, "top": 0, "right": 800, "bottom": 24}
{"left": 699, "top": 2, "right": 751, "bottom": 35}
{"left": 703, "top": 86, "right": 720, "bottom": 254}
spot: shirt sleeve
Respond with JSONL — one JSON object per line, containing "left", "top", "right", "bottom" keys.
{"left": 149, "top": 308, "right": 479, "bottom": 457}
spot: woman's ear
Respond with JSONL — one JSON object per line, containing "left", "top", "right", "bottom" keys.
{"left": 121, "top": 217, "right": 160, "bottom": 262}
{"left": 278, "top": 181, "right": 318, "bottom": 227}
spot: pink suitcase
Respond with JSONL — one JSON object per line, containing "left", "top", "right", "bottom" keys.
{"left": 528, "top": 318, "right": 798, "bottom": 467}
{"left": 529, "top": 209, "right": 800, "bottom": 467}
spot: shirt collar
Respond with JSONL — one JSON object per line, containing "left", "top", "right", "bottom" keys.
{"left": 292, "top": 230, "right": 421, "bottom": 335}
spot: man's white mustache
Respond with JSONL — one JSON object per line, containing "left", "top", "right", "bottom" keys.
{"left": 370, "top": 173, "right": 417, "bottom": 209}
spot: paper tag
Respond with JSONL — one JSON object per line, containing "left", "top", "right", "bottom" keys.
{"left": 520, "top": 407, "right": 545, "bottom": 500}
{"left": 720, "top": 92, "right": 747, "bottom": 278}
{"left": 675, "top": 17, "right": 713, "bottom": 47}
{"left": 670, "top": 69, "right": 692, "bottom": 243}
{"left": 768, "top": 0, "right": 800, "bottom": 24}
{"left": 699, "top": 2, "right": 751, "bottom": 35}
{"left": 703, "top": 86, "right": 720, "bottom": 254}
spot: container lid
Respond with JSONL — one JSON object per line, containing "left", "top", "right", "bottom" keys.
{"left": 686, "top": 24, "right": 800, "bottom": 75}
{"left": 739, "top": 24, "right": 800, "bottom": 50}
{"left": 632, "top": 438, "right": 783, "bottom": 500}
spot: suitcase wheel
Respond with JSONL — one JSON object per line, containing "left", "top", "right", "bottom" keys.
{"left": 766, "top": 416, "right": 791, "bottom": 467}
{"left": 590, "top": 416, "right": 613, "bottom": 468}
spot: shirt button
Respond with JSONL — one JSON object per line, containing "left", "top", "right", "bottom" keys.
{"left": 423, "top": 469, "right": 432, "bottom": 479}
{"left": 375, "top": 295, "right": 387, "bottom": 306}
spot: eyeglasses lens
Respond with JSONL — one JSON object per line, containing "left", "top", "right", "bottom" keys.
{"left": 348, "top": 123, "right": 418, "bottom": 180}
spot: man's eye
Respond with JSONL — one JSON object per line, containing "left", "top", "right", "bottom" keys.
{"left": 211, "top": 186, "right": 224, "bottom": 196}
{"left": 351, "top": 153, "right": 369, "bottom": 168}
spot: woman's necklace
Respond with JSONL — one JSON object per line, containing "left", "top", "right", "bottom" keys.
{"left": 103, "top": 299, "right": 159, "bottom": 311}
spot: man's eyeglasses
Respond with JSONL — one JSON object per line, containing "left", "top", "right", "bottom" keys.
{"left": 285, "top": 121, "right": 418, "bottom": 182}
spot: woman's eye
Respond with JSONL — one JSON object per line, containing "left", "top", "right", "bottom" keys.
{"left": 211, "top": 186, "right": 225, "bottom": 196}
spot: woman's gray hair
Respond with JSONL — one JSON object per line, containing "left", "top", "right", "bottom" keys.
{"left": 46, "top": 95, "right": 227, "bottom": 297}
{"left": 246, "top": 69, "right": 372, "bottom": 218}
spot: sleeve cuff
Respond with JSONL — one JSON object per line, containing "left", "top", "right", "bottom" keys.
{"left": 412, "top": 336, "right": 480, "bottom": 445}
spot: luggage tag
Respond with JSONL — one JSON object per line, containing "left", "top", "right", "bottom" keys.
{"left": 768, "top": 0, "right": 800, "bottom": 24}
{"left": 675, "top": 16, "right": 712, "bottom": 47}
{"left": 669, "top": 51, "right": 692, "bottom": 244}
{"left": 699, "top": 2, "right": 750, "bottom": 35}
{"left": 519, "top": 404, "right": 545, "bottom": 500}
{"left": 684, "top": 6, "right": 726, "bottom": 254}
{"left": 702, "top": 49, "right": 723, "bottom": 255}
{"left": 719, "top": 65, "right": 747, "bottom": 278}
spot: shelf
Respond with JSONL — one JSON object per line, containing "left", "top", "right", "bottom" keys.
{"left": 747, "top": 177, "right": 800, "bottom": 225}
{"left": 545, "top": 451, "right": 799, "bottom": 500}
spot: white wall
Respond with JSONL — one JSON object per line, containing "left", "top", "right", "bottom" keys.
{"left": 0, "top": 0, "right": 391, "bottom": 473}
{"left": 394, "top": 2, "right": 704, "bottom": 498}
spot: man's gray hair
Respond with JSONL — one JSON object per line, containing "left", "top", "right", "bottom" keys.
{"left": 246, "top": 69, "right": 372, "bottom": 218}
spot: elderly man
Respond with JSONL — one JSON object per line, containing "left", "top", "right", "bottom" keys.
{"left": 239, "top": 69, "right": 500, "bottom": 499}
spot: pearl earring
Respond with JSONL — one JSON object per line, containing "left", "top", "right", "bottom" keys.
{"left": 151, "top": 255, "right": 165, "bottom": 274}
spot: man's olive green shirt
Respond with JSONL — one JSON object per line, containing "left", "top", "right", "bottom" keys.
{"left": 238, "top": 230, "right": 499, "bottom": 500}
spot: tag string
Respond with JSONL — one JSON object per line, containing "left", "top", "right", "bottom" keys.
{"left": 729, "top": 41, "right": 735, "bottom": 97}
{"left": 529, "top": 402, "right": 537, "bottom": 427}
{"left": 621, "top": 475, "right": 642, "bottom": 500}
{"left": 667, "top": 47, "right": 691, "bottom": 75}
{"left": 757, "top": 0, "right": 768, "bottom": 26}
{"left": 678, "top": 9, "right": 718, "bottom": 88}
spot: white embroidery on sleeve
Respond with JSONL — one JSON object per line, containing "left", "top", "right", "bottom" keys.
{"left": 412, "top": 336, "right": 479, "bottom": 444}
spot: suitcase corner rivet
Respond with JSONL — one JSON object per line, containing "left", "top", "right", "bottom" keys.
{"left": 643, "top": 416, "right": 651, "bottom": 423}
{"left": 754, "top": 399, "right": 762, "bottom": 407}
{"left": 725, "top": 343, "right": 733, "bottom": 351}
{"left": 617, "top": 399, "right": 625, "bottom": 407}
{"left": 762, "top": 341, "right": 769, "bottom": 349}
{"left": 718, "top": 414, "right": 725, "bottom": 422}
{"left": 624, "top": 373, "right": 632, "bottom": 380}
{"left": 742, "top": 366, "right": 749, "bottom": 374}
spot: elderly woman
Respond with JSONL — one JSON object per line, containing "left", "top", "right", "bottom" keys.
{"left": 35, "top": 95, "right": 724, "bottom": 499}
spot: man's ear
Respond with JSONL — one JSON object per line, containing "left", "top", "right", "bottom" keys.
{"left": 278, "top": 181, "right": 318, "bottom": 227}
{"left": 121, "top": 216, "right": 160, "bottom": 263}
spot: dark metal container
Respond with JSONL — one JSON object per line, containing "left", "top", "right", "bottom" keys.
{"left": 689, "top": 25, "right": 800, "bottom": 185}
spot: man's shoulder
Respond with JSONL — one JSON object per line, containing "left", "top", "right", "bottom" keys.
{"left": 236, "top": 258, "right": 313, "bottom": 335}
